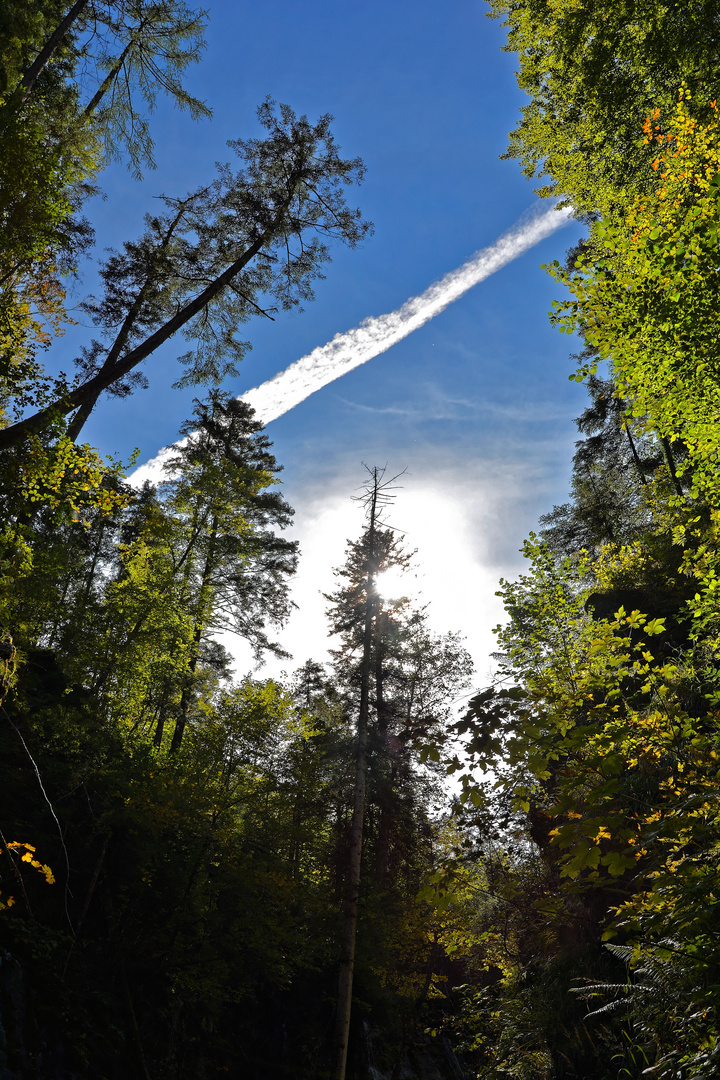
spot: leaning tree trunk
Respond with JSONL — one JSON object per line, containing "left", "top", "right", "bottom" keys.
{"left": 0, "top": 0, "right": 90, "bottom": 128}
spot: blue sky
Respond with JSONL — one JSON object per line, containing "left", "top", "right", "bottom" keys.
{"left": 63, "top": 0, "right": 587, "bottom": 679}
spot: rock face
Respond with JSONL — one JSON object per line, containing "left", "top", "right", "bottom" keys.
{"left": 360, "top": 1021, "right": 466, "bottom": 1080}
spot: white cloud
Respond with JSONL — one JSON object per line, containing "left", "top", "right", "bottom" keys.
{"left": 128, "top": 202, "right": 573, "bottom": 489}
{"left": 227, "top": 465, "right": 533, "bottom": 687}
{"left": 126, "top": 204, "right": 577, "bottom": 687}
{"left": 243, "top": 203, "right": 572, "bottom": 423}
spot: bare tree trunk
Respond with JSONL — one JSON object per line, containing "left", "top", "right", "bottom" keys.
{"left": 0, "top": 227, "right": 270, "bottom": 448}
{"left": 623, "top": 421, "right": 648, "bottom": 486}
{"left": 82, "top": 37, "right": 136, "bottom": 119}
{"left": 0, "top": 0, "right": 90, "bottom": 126}
{"left": 374, "top": 611, "right": 393, "bottom": 883}
{"left": 660, "top": 434, "right": 684, "bottom": 498}
{"left": 67, "top": 201, "right": 190, "bottom": 442}
{"left": 332, "top": 475, "right": 379, "bottom": 1080}
{"left": 171, "top": 518, "right": 217, "bottom": 753}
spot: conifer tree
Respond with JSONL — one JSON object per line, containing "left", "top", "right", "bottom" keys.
{"left": 0, "top": 99, "right": 371, "bottom": 446}
{"left": 326, "top": 469, "right": 472, "bottom": 1079}
{"left": 540, "top": 373, "right": 663, "bottom": 555}
{"left": 157, "top": 393, "right": 297, "bottom": 749}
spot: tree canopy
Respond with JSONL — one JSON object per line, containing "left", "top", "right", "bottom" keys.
{"left": 4, "top": 0, "right": 720, "bottom": 1076}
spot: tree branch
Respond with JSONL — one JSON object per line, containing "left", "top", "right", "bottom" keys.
{"left": 0, "top": 0, "right": 91, "bottom": 127}
{"left": 0, "top": 232, "right": 269, "bottom": 449}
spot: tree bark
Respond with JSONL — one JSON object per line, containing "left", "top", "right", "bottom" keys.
{"left": 0, "top": 0, "right": 90, "bottom": 127}
{"left": 66, "top": 202, "right": 189, "bottom": 442}
{"left": 0, "top": 226, "right": 272, "bottom": 449}
{"left": 171, "top": 517, "right": 217, "bottom": 753}
{"left": 660, "top": 434, "right": 684, "bottom": 498}
{"left": 623, "top": 421, "right": 648, "bottom": 486}
{"left": 332, "top": 477, "right": 378, "bottom": 1080}
{"left": 82, "top": 35, "right": 137, "bottom": 119}
{"left": 374, "top": 611, "right": 393, "bottom": 883}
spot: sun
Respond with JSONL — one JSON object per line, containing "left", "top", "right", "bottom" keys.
{"left": 375, "top": 566, "right": 413, "bottom": 600}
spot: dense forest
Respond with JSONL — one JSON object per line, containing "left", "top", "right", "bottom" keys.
{"left": 2, "top": 1, "right": 720, "bottom": 1077}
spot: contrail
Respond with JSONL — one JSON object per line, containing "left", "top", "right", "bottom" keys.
{"left": 129, "top": 203, "right": 573, "bottom": 486}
